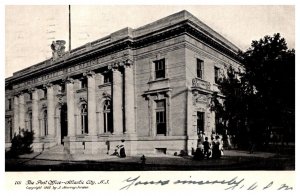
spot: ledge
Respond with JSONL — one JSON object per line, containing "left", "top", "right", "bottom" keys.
{"left": 190, "top": 86, "right": 211, "bottom": 95}
{"left": 98, "top": 83, "right": 111, "bottom": 88}
{"left": 143, "top": 87, "right": 172, "bottom": 96}
{"left": 76, "top": 88, "right": 87, "bottom": 93}
{"left": 138, "top": 135, "right": 188, "bottom": 141}
{"left": 147, "top": 77, "right": 169, "bottom": 84}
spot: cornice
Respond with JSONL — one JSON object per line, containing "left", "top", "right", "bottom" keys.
{"left": 6, "top": 39, "right": 132, "bottom": 84}
{"left": 6, "top": 19, "right": 242, "bottom": 86}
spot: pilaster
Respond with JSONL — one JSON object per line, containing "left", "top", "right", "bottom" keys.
{"left": 124, "top": 59, "right": 135, "bottom": 134}
{"left": 111, "top": 63, "right": 123, "bottom": 134}
{"left": 84, "top": 71, "right": 97, "bottom": 136}
{"left": 65, "top": 77, "right": 75, "bottom": 137}
{"left": 18, "top": 93, "right": 25, "bottom": 130}
{"left": 13, "top": 95, "right": 19, "bottom": 134}
{"left": 44, "top": 83, "right": 55, "bottom": 138}
{"left": 30, "top": 88, "right": 40, "bottom": 138}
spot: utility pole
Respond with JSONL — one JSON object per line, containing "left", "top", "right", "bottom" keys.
{"left": 69, "top": 5, "right": 71, "bottom": 51}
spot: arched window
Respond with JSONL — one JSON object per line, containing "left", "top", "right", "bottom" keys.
{"left": 8, "top": 118, "right": 12, "bottom": 140}
{"left": 81, "top": 104, "right": 88, "bottom": 134}
{"left": 103, "top": 100, "right": 112, "bottom": 133}
{"left": 43, "top": 110, "right": 48, "bottom": 136}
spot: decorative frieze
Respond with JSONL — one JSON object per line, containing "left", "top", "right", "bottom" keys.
{"left": 192, "top": 91, "right": 211, "bottom": 107}
{"left": 192, "top": 78, "right": 211, "bottom": 90}
{"left": 12, "top": 55, "right": 134, "bottom": 92}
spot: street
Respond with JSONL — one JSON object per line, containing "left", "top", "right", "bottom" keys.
{"left": 5, "top": 148, "right": 295, "bottom": 171}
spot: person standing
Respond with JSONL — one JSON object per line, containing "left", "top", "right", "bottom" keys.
{"left": 203, "top": 137, "right": 211, "bottom": 159}
{"left": 194, "top": 143, "right": 204, "bottom": 160}
{"left": 212, "top": 135, "right": 221, "bottom": 159}
{"left": 119, "top": 139, "right": 126, "bottom": 158}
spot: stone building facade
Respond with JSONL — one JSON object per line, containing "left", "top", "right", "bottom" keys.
{"left": 5, "top": 10, "right": 243, "bottom": 155}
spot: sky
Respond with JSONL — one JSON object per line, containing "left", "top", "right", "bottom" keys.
{"left": 5, "top": 5, "right": 295, "bottom": 77}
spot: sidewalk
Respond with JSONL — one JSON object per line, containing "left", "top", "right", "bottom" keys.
{"left": 15, "top": 149, "right": 276, "bottom": 162}
{"left": 6, "top": 148, "right": 290, "bottom": 171}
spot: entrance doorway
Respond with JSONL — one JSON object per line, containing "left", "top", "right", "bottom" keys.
{"left": 197, "top": 112, "right": 204, "bottom": 135}
{"left": 60, "top": 104, "right": 68, "bottom": 144}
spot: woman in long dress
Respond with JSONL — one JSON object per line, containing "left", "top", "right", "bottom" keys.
{"left": 119, "top": 139, "right": 126, "bottom": 158}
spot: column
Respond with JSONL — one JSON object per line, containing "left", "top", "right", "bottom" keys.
{"left": 55, "top": 116, "right": 60, "bottom": 144}
{"left": 85, "top": 71, "right": 97, "bottom": 136}
{"left": 19, "top": 93, "right": 25, "bottom": 130}
{"left": 13, "top": 95, "right": 19, "bottom": 134}
{"left": 124, "top": 60, "right": 135, "bottom": 134}
{"left": 73, "top": 79, "right": 81, "bottom": 135}
{"left": 66, "top": 78, "right": 75, "bottom": 137}
{"left": 187, "top": 88, "right": 198, "bottom": 155}
{"left": 45, "top": 83, "right": 55, "bottom": 137}
{"left": 112, "top": 63, "right": 123, "bottom": 134}
{"left": 31, "top": 88, "right": 40, "bottom": 137}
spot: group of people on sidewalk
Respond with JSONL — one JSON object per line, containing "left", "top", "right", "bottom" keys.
{"left": 194, "top": 132, "right": 224, "bottom": 160}
{"left": 111, "top": 132, "right": 226, "bottom": 160}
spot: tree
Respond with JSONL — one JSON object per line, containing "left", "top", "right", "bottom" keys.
{"left": 210, "top": 66, "right": 248, "bottom": 148}
{"left": 241, "top": 33, "right": 295, "bottom": 144}
{"left": 211, "top": 33, "right": 295, "bottom": 148}
{"left": 6, "top": 128, "right": 34, "bottom": 158}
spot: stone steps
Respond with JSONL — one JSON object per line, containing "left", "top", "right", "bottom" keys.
{"left": 43, "top": 145, "right": 66, "bottom": 154}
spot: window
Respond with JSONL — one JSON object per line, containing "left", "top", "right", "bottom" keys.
{"left": 60, "top": 84, "right": 65, "bottom": 93}
{"left": 154, "top": 59, "right": 165, "bottom": 79}
{"left": 156, "top": 100, "right": 166, "bottom": 135}
{"left": 234, "top": 70, "right": 239, "bottom": 79}
{"left": 8, "top": 98, "right": 12, "bottom": 110}
{"left": 103, "top": 100, "right": 113, "bottom": 133}
{"left": 81, "top": 78, "right": 87, "bottom": 89}
{"left": 44, "top": 89, "right": 47, "bottom": 99}
{"left": 43, "top": 110, "right": 48, "bottom": 136}
{"left": 197, "top": 112, "right": 204, "bottom": 135}
{"left": 81, "top": 104, "right": 88, "bottom": 134}
{"left": 103, "top": 72, "right": 111, "bottom": 83}
{"left": 8, "top": 118, "right": 12, "bottom": 140}
{"left": 197, "top": 59, "right": 204, "bottom": 79}
{"left": 214, "top": 66, "right": 220, "bottom": 84}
